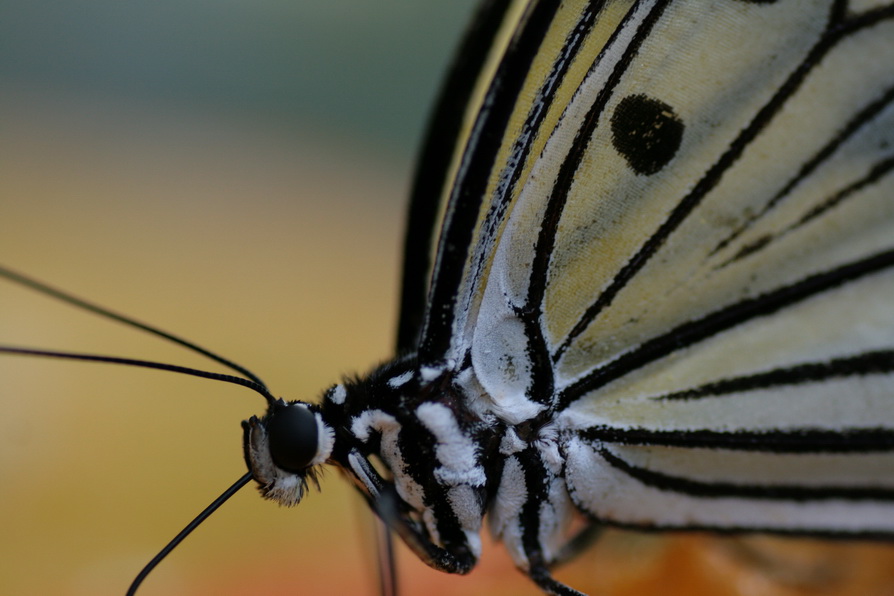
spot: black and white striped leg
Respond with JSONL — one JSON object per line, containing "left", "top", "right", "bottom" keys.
{"left": 529, "top": 564, "right": 587, "bottom": 596}
{"left": 529, "top": 522, "right": 603, "bottom": 595}
{"left": 550, "top": 522, "right": 604, "bottom": 567}
{"left": 353, "top": 450, "right": 478, "bottom": 575}
{"left": 491, "top": 444, "right": 592, "bottom": 595}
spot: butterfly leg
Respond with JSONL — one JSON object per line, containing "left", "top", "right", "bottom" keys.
{"left": 356, "top": 451, "right": 479, "bottom": 575}
{"left": 526, "top": 517, "right": 602, "bottom": 595}
{"left": 549, "top": 521, "right": 603, "bottom": 567}
{"left": 491, "top": 446, "right": 591, "bottom": 595}
{"left": 529, "top": 564, "right": 587, "bottom": 596}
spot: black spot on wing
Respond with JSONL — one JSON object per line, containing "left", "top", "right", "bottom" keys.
{"left": 610, "top": 94, "right": 684, "bottom": 175}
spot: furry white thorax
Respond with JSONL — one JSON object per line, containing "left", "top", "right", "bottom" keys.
{"left": 489, "top": 422, "right": 577, "bottom": 571}
{"left": 489, "top": 455, "right": 529, "bottom": 567}
{"left": 416, "top": 402, "right": 488, "bottom": 557}
{"left": 416, "top": 402, "right": 487, "bottom": 487}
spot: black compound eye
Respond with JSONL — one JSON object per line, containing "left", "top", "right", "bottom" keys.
{"left": 266, "top": 404, "right": 319, "bottom": 473}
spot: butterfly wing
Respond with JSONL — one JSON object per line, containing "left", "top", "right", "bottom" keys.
{"left": 412, "top": 0, "right": 894, "bottom": 534}
{"left": 397, "top": 0, "right": 526, "bottom": 353}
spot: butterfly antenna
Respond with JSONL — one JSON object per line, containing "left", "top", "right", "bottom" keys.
{"left": 126, "top": 471, "right": 254, "bottom": 596}
{"left": 0, "top": 346, "right": 276, "bottom": 405}
{"left": 0, "top": 265, "right": 268, "bottom": 388}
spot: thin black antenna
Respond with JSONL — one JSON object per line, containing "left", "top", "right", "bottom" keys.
{"left": 126, "top": 472, "right": 254, "bottom": 596}
{"left": 0, "top": 346, "right": 276, "bottom": 405}
{"left": 1, "top": 266, "right": 275, "bottom": 591}
{"left": 0, "top": 265, "right": 267, "bottom": 388}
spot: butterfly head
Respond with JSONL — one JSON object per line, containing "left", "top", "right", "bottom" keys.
{"left": 242, "top": 399, "right": 335, "bottom": 506}
{"left": 241, "top": 360, "right": 492, "bottom": 574}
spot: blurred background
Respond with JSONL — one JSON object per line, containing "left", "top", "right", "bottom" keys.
{"left": 2, "top": 1, "right": 894, "bottom": 595}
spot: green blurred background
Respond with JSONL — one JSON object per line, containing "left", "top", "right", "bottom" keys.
{"left": 1, "top": 1, "right": 479, "bottom": 159}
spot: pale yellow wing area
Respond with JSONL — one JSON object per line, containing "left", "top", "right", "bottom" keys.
{"left": 445, "top": 0, "right": 894, "bottom": 534}
{"left": 430, "top": 0, "right": 639, "bottom": 363}
{"left": 550, "top": 1, "right": 894, "bottom": 385}
{"left": 441, "top": 0, "right": 894, "bottom": 425}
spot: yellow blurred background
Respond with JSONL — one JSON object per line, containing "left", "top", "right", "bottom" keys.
{"left": 2, "top": 2, "right": 894, "bottom": 596}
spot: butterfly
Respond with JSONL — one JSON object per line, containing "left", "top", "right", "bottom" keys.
{"left": 4, "top": 0, "right": 894, "bottom": 594}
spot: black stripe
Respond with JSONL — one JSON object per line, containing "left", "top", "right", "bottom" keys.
{"left": 598, "top": 444, "right": 894, "bottom": 501}
{"left": 559, "top": 248, "right": 894, "bottom": 409}
{"left": 797, "top": 156, "right": 894, "bottom": 227}
{"left": 513, "top": 1, "right": 607, "bottom": 406}
{"left": 419, "top": 0, "right": 564, "bottom": 364}
{"left": 554, "top": 6, "right": 894, "bottom": 361}
{"left": 459, "top": 1, "right": 608, "bottom": 405}
{"left": 593, "top": 518, "right": 894, "bottom": 540}
{"left": 471, "top": 1, "right": 605, "bottom": 301}
{"left": 535, "top": 0, "right": 670, "bottom": 362}
{"left": 581, "top": 425, "right": 894, "bottom": 453}
{"left": 728, "top": 153, "right": 894, "bottom": 263}
{"left": 396, "top": 420, "right": 470, "bottom": 551}
{"left": 828, "top": 0, "right": 848, "bottom": 29}
{"left": 522, "top": 1, "right": 670, "bottom": 409}
{"left": 712, "top": 82, "right": 894, "bottom": 259}
{"left": 517, "top": 448, "right": 551, "bottom": 571}
{"left": 656, "top": 350, "right": 894, "bottom": 401}
{"left": 398, "top": 0, "right": 513, "bottom": 354}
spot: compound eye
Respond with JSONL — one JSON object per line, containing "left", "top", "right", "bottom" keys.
{"left": 266, "top": 404, "right": 319, "bottom": 473}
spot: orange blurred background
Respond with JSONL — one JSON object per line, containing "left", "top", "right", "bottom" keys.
{"left": 2, "top": 3, "right": 894, "bottom": 596}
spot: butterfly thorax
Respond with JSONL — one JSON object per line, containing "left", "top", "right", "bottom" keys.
{"left": 243, "top": 355, "right": 581, "bottom": 578}
{"left": 319, "top": 357, "right": 505, "bottom": 568}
